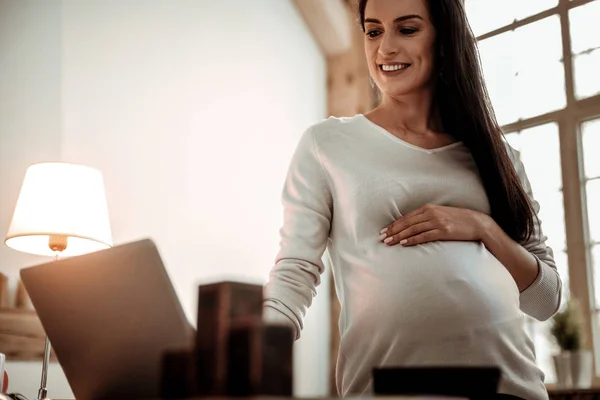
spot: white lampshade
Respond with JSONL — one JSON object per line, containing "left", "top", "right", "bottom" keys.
{"left": 5, "top": 162, "right": 113, "bottom": 257}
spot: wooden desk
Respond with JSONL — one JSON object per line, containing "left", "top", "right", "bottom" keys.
{"left": 34, "top": 394, "right": 469, "bottom": 399}
{"left": 18, "top": 395, "right": 468, "bottom": 400}
{"left": 9, "top": 395, "right": 468, "bottom": 400}
{"left": 52, "top": 397, "right": 468, "bottom": 400}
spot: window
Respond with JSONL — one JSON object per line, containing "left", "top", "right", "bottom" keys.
{"left": 466, "top": 0, "right": 600, "bottom": 386}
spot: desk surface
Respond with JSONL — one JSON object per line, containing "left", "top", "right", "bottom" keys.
{"left": 48, "top": 396, "right": 468, "bottom": 400}
{"left": 126, "top": 397, "right": 469, "bottom": 400}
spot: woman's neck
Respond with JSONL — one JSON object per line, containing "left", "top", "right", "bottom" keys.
{"left": 372, "top": 89, "right": 442, "bottom": 134}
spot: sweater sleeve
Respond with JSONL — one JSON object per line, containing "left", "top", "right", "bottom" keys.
{"left": 263, "top": 126, "right": 333, "bottom": 339}
{"left": 506, "top": 144, "right": 563, "bottom": 321}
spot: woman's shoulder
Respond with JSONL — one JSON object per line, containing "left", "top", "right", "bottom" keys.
{"left": 502, "top": 139, "right": 520, "bottom": 164}
{"left": 500, "top": 139, "right": 527, "bottom": 180}
{"left": 305, "top": 114, "right": 364, "bottom": 140}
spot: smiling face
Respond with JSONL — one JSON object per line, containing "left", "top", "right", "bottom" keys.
{"left": 363, "top": 0, "right": 437, "bottom": 100}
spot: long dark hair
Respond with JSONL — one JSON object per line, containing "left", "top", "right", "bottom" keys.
{"left": 358, "top": 0, "right": 536, "bottom": 242}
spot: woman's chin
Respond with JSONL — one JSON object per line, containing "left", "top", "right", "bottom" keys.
{"left": 381, "top": 86, "right": 419, "bottom": 98}
{"left": 379, "top": 81, "right": 433, "bottom": 99}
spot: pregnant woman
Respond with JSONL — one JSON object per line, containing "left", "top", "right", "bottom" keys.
{"left": 263, "top": 0, "right": 562, "bottom": 399}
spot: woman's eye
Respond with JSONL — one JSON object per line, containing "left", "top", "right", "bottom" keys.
{"left": 400, "top": 28, "right": 418, "bottom": 35}
{"left": 366, "top": 30, "right": 381, "bottom": 38}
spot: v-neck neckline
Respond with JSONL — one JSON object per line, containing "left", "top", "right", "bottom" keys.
{"left": 357, "top": 114, "right": 463, "bottom": 154}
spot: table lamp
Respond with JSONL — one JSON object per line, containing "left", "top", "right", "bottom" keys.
{"left": 4, "top": 162, "right": 113, "bottom": 400}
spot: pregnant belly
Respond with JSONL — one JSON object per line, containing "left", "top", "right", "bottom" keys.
{"left": 341, "top": 241, "right": 521, "bottom": 343}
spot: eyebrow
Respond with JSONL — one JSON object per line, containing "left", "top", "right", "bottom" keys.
{"left": 364, "top": 14, "right": 424, "bottom": 24}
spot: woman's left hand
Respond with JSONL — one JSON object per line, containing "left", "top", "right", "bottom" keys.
{"left": 379, "top": 204, "right": 491, "bottom": 246}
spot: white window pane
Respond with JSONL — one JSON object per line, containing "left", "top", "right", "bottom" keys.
{"left": 538, "top": 192, "right": 568, "bottom": 252}
{"left": 592, "top": 246, "right": 600, "bottom": 307}
{"left": 514, "top": 16, "right": 565, "bottom": 118}
{"left": 478, "top": 32, "right": 517, "bottom": 74}
{"left": 489, "top": 83, "right": 521, "bottom": 126}
{"left": 574, "top": 48, "right": 600, "bottom": 100}
{"left": 478, "top": 18, "right": 565, "bottom": 124}
{"left": 519, "top": 123, "right": 562, "bottom": 193}
{"left": 517, "top": 62, "right": 566, "bottom": 120}
{"left": 570, "top": 1, "right": 600, "bottom": 54}
{"left": 478, "top": 32, "right": 520, "bottom": 125}
{"left": 514, "top": 0, "right": 559, "bottom": 20}
{"left": 465, "top": 0, "right": 559, "bottom": 37}
{"left": 583, "top": 118, "right": 600, "bottom": 179}
{"left": 587, "top": 180, "right": 600, "bottom": 243}
{"left": 514, "top": 15, "right": 563, "bottom": 66}
{"left": 466, "top": 0, "right": 516, "bottom": 37}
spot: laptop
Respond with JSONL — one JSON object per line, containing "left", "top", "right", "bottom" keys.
{"left": 20, "top": 238, "right": 194, "bottom": 400}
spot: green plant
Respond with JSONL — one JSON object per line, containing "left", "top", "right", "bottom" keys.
{"left": 550, "top": 298, "right": 586, "bottom": 352}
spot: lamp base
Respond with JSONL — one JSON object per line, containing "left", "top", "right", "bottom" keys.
{"left": 37, "top": 388, "right": 48, "bottom": 400}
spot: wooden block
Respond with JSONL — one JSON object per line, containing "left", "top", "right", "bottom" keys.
{"left": 0, "top": 274, "right": 8, "bottom": 308}
{"left": 15, "top": 280, "right": 34, "bottom": 310}
{"left": 0, "top": 309, "right": 57, "bottom": 361}
{"left": 226, "top": 321, "right": 294, "bottom": 396}
{"left": 195, "top": 281, "right": 263, "bottom": 395}
{"left": 160, "top": 349, "right": 196, "bottom": 399}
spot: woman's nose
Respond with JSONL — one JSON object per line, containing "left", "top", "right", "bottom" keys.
{"left": 378, "top": 32, "right": 398, "bottom": 56}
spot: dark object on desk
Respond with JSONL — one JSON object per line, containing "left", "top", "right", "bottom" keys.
{"left": 195, "top": 281, "right": 263, "bottom": 396}
{"left": 226, "top": 321, "right": 294, "bottom": 396}
{"left": 160, "top": 349, "right": 196, "bottom": 399}
{"left": 373, "top": 366, "right": 501, "bottom": 399}
{"left": 548, "top": 387, "right": 600, "bottom": 400}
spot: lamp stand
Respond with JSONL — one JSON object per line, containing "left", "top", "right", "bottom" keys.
{"left": 37, "top": 235, "right": 67, "bottom": 400}
{"left": 37, "top": 336, "right": 51, "bottom": 400}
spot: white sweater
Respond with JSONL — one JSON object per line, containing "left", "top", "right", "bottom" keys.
{"left": 263, "top": 115, "right": 562, "bottom": 400}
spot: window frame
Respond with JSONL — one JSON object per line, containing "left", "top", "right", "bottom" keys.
{"left": 474, "top": 0, "right": 600, "bottom": 384}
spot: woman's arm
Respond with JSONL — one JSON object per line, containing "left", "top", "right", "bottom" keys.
{"left": 263, "top": 126, "right": 333, "bottom": 340}
{"left": 480, "top": 203, "right": 562, "bottom": 321}
{"left": 480, "top": 218, "right": 543, "bottom": 293}
{"left": 497, "top": 145, "right": 563, "bottom": 321}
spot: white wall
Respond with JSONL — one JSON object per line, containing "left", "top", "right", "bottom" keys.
{"left": 0, "top": 1, "right": 63, "bottom": 271}
{"left": 0, "top": 2, "right": 74, "bottom": 397}
{"left": 0, "top": 0, "right": 330, "bottom": 398}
